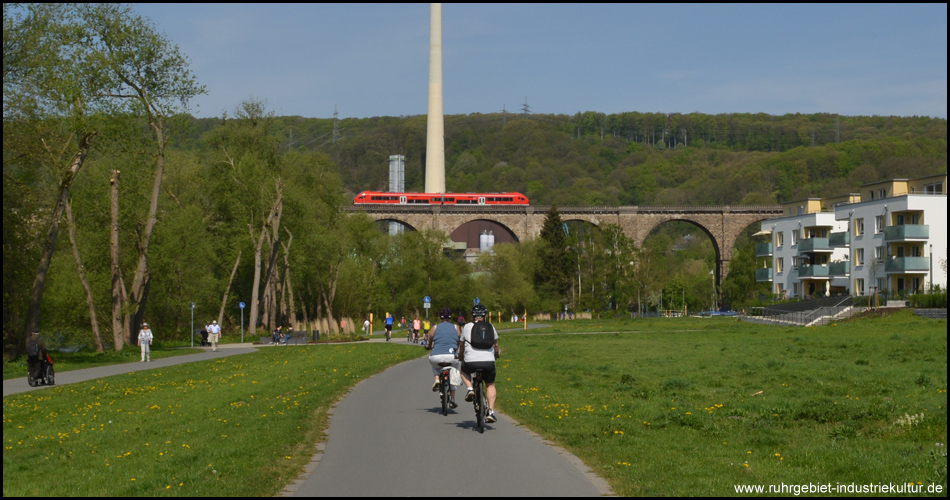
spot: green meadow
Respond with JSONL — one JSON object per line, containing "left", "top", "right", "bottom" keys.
{"left": 496, "top": 310, "right": 947, "bottom": 496}
{"left": 3, "top": 310, "right": 947, "bottom": 496}
{"left": 2, "top": 344, "right": 414, "bottom": 496}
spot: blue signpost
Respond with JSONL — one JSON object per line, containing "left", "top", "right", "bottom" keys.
{"left": 424, "top": 296, "right": 431, "bottom": 320}
{"left": 239, "top": 302, "right": 246, "bottom": 342}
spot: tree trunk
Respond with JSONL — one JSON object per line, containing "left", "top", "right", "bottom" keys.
{"left": 65, "top": 199, "right": 104, "bottom": 352}
{"left": 279, "top": 228, "right": 294, "bottom": 328}
{"left": 25, "top": 132, "right": 95, "bottom": 341}
{"left": 110, "top": 170, "right": 125, "bottom": 351}
{"left": 217, "top": 250, "right": 241, "bottom": 327}
{"left": 248, "top": 185, "right": 282, "bottom": 334}
{"left": 126, "top": 116, "right": 166, "bottom": 342}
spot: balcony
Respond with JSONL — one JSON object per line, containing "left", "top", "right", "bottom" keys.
{"left": 885, "top": 256, "right": 929, "bottom": 273}
{"left": 829, "top": 231, "right": 850, "bottom": 247}
{"left": 798, "top": 265, "right": 830, "bottom": 278}
{"left": 756, "top": 268, "right": 773, "bottom": 282}
{"left": 797, "top": 237, "right": 831, "bottom": 253}
{"left": 755, "top": 243, "right": 773, "bottom": 257}
{"left": 829, "top": 261, "right": 850, "bottom": 276}
{"left": 884, "top": 225, "right": 929, "bottom": 242}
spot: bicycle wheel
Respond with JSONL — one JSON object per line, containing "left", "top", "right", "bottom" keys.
{"left": 45, "top": 363, "right": 55, "bottom": 385}
{"left": 475, "top": 376, "right": 486, "bottom": 433}
{"left": 479, "top": 379, "right": 489, "bottom": 430}
{"left": 440, "top": 371, "right": 449, "bottom": 415}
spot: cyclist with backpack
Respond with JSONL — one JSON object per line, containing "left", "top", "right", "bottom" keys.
{"left": 427, "top": 307, "right": 461, "bottom": 408}
{"left": 458, "top": 303, "right": 500, "bottom": 423}
{"left": 26, "top": 330, "right": 48, "bottom": 382}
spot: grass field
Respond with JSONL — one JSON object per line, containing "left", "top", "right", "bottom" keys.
{"left": 496, "top": 310, "right": 947, "bottom": 496}
{"left": 3, "top": 311, "right": 946, "bottom": 496}
{"left": 2, "top": 344, "right": 417, "bottom": 496}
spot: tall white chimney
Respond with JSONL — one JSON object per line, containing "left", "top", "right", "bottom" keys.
{"left": 424, "top": 3, "right": 445, "bottom": 194}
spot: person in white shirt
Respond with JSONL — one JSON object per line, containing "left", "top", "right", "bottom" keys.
{"left": 138, "top": 323, "right": 154, "bottom": 362}
{"left": 458, "top": 304, "right": 500, "bottom": 423}
{"left": 208, "top": 320, "right": 221, "bottom": 351}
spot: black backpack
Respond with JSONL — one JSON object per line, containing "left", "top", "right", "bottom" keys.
{"left": 27, "top": 339, "right": 40, "bottom": 360}
{"left": 469, "top": 321, "right": 494, "bottom": 350}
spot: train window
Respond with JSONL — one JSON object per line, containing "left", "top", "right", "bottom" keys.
{"left": 445, "top": 198, "right": 454, "bottom": 202}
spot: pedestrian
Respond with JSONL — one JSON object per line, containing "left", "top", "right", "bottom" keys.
{"left": 364, "top": 318, "right": 371, "bottom": 336}
{"left": 273, "top": 325, "right": 282, "bottom": 345}
{"left": 208, "top": 320, "right": 221, "bottom": 351}
{"left": 200, "top": 322, "right": 209, "bottom": 346}
{"left": 412, "top": 317, "right": 422, "bottom": 342}
{"left": 138, "top": 322, "right": 154, "bottom": 362}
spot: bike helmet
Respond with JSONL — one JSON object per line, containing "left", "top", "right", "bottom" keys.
{"left": 439, "top": 307, "right": 453, "bottom": 320}
{"left": 471, "top": 304, "right": 488, "bottom": 318}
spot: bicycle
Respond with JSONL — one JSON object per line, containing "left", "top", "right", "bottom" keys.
{"left": 471, "top": 369, "right": 489, "bottom": 433}
{"left": 27, "top": 354, "right": 55, "bottom": 387}
{"left": 436, "top": 362, "right": 453, "bottom": 415}
{"left": 408, "top": 327, "right": 414, "bottom": 342}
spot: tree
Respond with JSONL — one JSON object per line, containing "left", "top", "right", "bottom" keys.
{"left": 3, "top": 4, "right": 204, "bottom": 349}
{"left": 535, "top": 206, "right": 573, "bottom": 309}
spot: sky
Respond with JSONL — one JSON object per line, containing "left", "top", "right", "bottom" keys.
{"left": 134, "top": 3, "right": 948, "bottom": 120}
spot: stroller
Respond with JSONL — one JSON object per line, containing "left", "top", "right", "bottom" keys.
{"left": 27, "top": 352, "right": 55, "bottom": 387}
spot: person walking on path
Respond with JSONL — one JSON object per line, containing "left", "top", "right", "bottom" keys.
{"left": 364, "top": 318, "right": 371, "bottom": 336}
{"left": 208, "top": 320, "right": 221, "bottom": 351}
{"left": 138, "top": 323, "right": 154, "bottom": 362}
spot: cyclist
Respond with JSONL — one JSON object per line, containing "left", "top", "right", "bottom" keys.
{"left": 458, "top": 304, "right": 499, "bottom": 423}
{"left": 412, "top": 317, "right": 422, "bottom": 342}
{"left": 384, "top": 313, "right": 394, "bottom": 341}
{"left": 427, "top": 307, "right": 461, "bottom": 408}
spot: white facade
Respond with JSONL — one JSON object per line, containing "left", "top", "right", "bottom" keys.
{"left": 758, "top": 173, "right": 947, "bottom": 298}
{"left": 759, "top": 208, "right": 851, "bottom": 299}
{"left": 835, "top": 193, "right": 947, "bottom": 296}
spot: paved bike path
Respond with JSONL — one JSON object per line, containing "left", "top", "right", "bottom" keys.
{"left": 284, "top": 354, "right": 612, "bottom": 497}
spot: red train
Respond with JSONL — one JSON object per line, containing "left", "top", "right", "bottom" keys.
{"left": 354, "top": 191, "right": 529, "bottom": 205}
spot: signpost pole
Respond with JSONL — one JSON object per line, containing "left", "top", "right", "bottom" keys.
{"left": 239, "top": 302, "right": 246, "bottom": 343}
{"left": 190, "top": 302, "right": 196, "bottom": 348}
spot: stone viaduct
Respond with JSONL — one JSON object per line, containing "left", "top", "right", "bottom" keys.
{"left": 344, "top": 204, "right": 782, "bottom": 288}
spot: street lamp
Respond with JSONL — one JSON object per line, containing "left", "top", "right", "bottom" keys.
{"left": 190, "top": 302, "right": 196, "bottom": 347}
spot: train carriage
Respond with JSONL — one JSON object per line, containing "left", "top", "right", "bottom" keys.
{"left": 354, "top": 191, "right": 528, "bottom": 205}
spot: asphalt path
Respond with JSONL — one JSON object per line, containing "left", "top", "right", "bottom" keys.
{"left": 285, "top": 331, "right": 612, "bottom": 497}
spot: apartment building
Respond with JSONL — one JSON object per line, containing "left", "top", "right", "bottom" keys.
{"left": 757, "top": 173, "right": 947, "bottom": 298}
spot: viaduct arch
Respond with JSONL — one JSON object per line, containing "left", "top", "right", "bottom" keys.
{"left": 345, "top": 204, "right": 782, "bottom": 288}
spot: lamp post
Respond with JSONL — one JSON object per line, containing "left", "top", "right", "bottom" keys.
{"left": 190, "top": 302, "right": 196, "bottom": 348}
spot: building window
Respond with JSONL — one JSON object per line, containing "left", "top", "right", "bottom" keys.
{"left": 854, "top": 218, "right": 864, "bottom": 236}
{"left": 879, "top": 188, "right": 887, "bottom": 199}
{"left": 875, "top": 246, "right": 884, "bottom": 263}
{"left": 876, "top": 278, "right": 884, "bottom": 292}
{"left": 791, "top": 229, "right": 799, "bottom": 245}
{"left": 855, "top": 248, "right": 864, "bottom": 266}
{"left": 924, "top": 182, "right": 943, "bottom": 194}
{"left": 793, "top": 283, "right": 800, "bottom": 297}
{"left": 776, "top": 232, "right": 784, "bottom": 247}
{"left": 855, "top": 278, "right": 865, "bottom": 296}
{"left": 912, "top": 277, "right": 921, "bottom": 292}
{"left": 875, "top": 215, "right": 884, "bottom": 233}
{"left": 776, "top": 257, "right": 784, "bottom": 273}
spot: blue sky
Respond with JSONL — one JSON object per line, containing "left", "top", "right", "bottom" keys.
{"left": 134, "top": 3, "right": 947, "bottom": 119}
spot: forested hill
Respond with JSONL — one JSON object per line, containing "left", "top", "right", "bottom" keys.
{"left": 181, "top": 112, "right": 947, "bottom": 206}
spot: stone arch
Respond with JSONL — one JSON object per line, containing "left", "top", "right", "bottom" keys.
{"left": 439, "top": 214, "right": 523, "bottom": 242}
{"left": 447, "top": 218, "right": 519, "bottom": 248}
{"left": 374, "top": 217, "right": 421, "bottom": 233}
